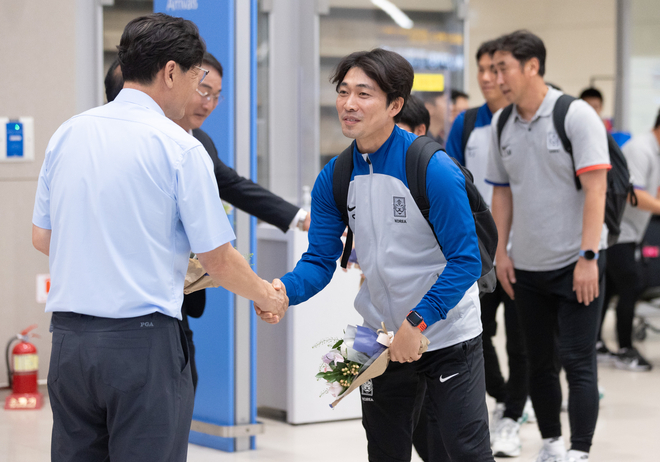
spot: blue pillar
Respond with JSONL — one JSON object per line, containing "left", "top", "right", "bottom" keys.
{"left": 153, "top": 0, "right": 257, "bottom": 452}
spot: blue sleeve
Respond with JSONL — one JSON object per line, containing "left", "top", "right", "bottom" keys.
{"left": 280, "top": 159, "right": 347, "bottom": 305}
{"left": 445, "top": 111, "right": 466, "bottom": 166}
{"left": 413, "top": 152, "right": 482, "bottom": 325}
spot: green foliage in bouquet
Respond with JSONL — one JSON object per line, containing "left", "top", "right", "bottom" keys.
{"left": 315, "top": 339, "right": 365, "bottom": 397}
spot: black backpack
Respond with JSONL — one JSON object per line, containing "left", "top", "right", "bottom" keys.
{"left": 332, "top": 136, "right": 498, "bottom": 294}
{"left": 496, "top": 94, "right": 637, "bottom": 247}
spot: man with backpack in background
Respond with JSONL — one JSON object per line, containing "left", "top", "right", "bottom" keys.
{"left": 445, "top": 39, "right": 529, "bottom": 458}
{"left": 596, "top": 109, "right": 660, "bottom": 371}
{"left": 487, "top": 30, "right": 610, "bottom": 462}
{"left": 277, "top": 48, "right": 494, "bottom": 461}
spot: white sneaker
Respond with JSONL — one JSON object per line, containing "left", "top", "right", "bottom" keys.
{"left": 491, "top": 417, "right": 521, "bottom": 457}
{"left": 565, "top": 449, "right": 589, "bottom": 461}
{"left": 522, "top": 397, "right": 536, "bottom": 424}
{"left": 534, "top": 437, "right": 566, "bottom": 462}
{"left": 490, "top": 402, "right": 505, "bottom": 444}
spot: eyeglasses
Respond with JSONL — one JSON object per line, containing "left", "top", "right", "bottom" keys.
{"left": 195, "top": 66, "right": 210, "bottom": 84}
{"left": 196, "top": 87, "right": 224, "bottom": 105}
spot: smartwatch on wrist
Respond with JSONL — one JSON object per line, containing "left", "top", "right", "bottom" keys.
{"left": 579, "top": 249, "right": 599, "bottom": 261}
{"left": 406, "top": 311, "right": 427, "bottom": 333}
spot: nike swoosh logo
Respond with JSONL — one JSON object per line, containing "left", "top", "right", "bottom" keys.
{"left": 439, "top": 373, "right": 459, "bottom": 383}
{"left": 347, "top": 206, "right": 356, "bottom": 211}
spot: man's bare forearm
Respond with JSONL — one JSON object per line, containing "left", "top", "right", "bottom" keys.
{"left": 197, "top": 243, "right": 270, "bottom": 307}
{"left": 32, "top": 225, "right": 51, "bottom": 256}
{"left": 491, "top": 186, "right": 513, "bottom": 258}
{"left": 631, "top": 189, "right": 660, "bottom": 215}
{"left": 579, "top": 169, "right": 607, "bottom": 251}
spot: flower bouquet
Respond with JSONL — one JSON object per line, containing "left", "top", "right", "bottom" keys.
{"left": 315, "top": 323, "right": 429, "bottom": 409}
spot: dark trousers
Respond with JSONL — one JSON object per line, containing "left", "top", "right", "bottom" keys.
{"left": 480, "top": 280, "right": 528, "bottom": 420}
{"left": 362, "top": 335, "right": 493, "bottom": 462}
{"left": 514, "top": 259, "right": 604, "bottom": 453}
{"left": 48, "top": 312, "right": 194, "bottom": 462}
{"left": 599, "top": 243, "right": 643, "bottom": 349}
{"left": 181, "top": 289, "right": 206, "bottom": 392}
{"left": 180, "top": 306, "right": 198, "bottom": 391}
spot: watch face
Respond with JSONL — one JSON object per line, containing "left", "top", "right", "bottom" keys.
{"left": 583, "top": 250, "right": 596, "bottom": 260}
{"left": 407, "top": 311, "right": 423, "bottom": 326}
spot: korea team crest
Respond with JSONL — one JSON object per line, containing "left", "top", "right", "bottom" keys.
{"left": 361, "top": 379, "right": 373, "bottom": 397}
{"left": 393, "top": 196, "right": 406, "bottom": 218}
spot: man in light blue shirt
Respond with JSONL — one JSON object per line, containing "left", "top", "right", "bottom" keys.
{"left": 32, "top": 14, "right": 286, "bottom": 462}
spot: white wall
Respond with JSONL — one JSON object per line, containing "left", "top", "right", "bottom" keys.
{"left": 0, "top": 0, "right": 80, "bottom": 385}
{"left": 467, "top": 0, "right": 616, "bottom": 118}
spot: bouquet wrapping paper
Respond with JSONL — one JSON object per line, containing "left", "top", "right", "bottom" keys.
{"left": 329, "top": 325, "right": 429, "bottom": 409}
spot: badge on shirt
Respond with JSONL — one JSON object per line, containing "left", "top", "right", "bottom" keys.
{"left": 547, "top": 132, "right": 561, "bottom": 152}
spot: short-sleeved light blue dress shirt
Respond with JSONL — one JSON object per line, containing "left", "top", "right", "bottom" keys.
{"left": 33, "top": 89, "right": 235, "bottom": 319}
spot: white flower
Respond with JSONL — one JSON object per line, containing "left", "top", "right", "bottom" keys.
{"left": 340, "top": 343, "right": 348, "bottom": 358}
{"left": 328, "top": 381, "right": 344, "bottom": 398}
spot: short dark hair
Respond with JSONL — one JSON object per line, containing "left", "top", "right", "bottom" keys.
{"left": 202, "top": 52, "right": 223, "bottom": 78}
{"left": 330, "top": 48, "right": 414, "bottom": 122}
{"left": 476, "top": 39, "right": 499, "bottom": 62}
{"left": 451, "top": 89, "right": 469, "bottom": 103}
{"left": 105, "top": 58, "right": 124, "bottom": 102}
{"left": 397, "top": 95, "right": 430, "bottom": 133}
{"left": 655, "top": 108, "right": 660, "bottom": 129}
{"left": 494, "top": 30, "right": 546, "bottom": 77}
{"left": 117, "top": 13, "right": 206, "bottom": 85}
{"left": 579, "top": 87, "right": 603, "bottom": 102}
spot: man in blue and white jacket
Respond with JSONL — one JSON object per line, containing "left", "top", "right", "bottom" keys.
{"left": 278, "top": 48, "right": 493, "bottom": 461}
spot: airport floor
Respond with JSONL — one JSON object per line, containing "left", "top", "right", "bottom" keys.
{"left": 2, "top": 305, "right": 660, "bottom": 461}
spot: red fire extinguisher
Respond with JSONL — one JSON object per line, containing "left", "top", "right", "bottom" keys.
{"left": 4, "top": 325, "right": 43, "bottom": 410}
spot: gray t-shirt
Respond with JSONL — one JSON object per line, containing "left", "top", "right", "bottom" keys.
{"left": 618, "top": 131, "right": 660, "bottom": 244}
{"left": 486, "top": 87, "right": 610, "bottom": 271}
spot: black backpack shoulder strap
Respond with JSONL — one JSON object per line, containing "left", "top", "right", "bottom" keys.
{"left": 333, "top": 142, "right": 355, "bottom": 268}
{"left": 461, "top": 107, "right": 479, "bottom": 158}
{"left": 552, "top": 94, "right": 581, "bottom": 189}
{"left": 406, "top": 136, "right": 444, "bottom": 223}
{"left": 552, "top": 94, "right": 576, "bottom": 154}
{"left": 497, "top": 104, "right": 514, "bottom": 147}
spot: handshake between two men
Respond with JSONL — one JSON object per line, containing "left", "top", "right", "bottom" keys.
{"left": 195, "top": 241, "right": 289, "bottom": 324}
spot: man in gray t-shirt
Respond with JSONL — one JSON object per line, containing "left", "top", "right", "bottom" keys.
{"left": 597, "top": 112, "right": 660, "bottom": 371}
{"left": 487, "top": 31, "right": 609, "bottom": 462}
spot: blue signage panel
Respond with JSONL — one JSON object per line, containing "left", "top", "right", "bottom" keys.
{"left": 7, "top": 122, "right": 24, "bottom": 157}
{"left": 153, "top": 0, "right": 239, "bottom": 453}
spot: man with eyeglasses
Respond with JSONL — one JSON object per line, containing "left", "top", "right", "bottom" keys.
{"left": 105, "top": 51, "right": 309, "bottom": 392}
{"left": 34, "top": 14, "right": 287, "bottom": 462}
{"left": 175, "top": 51, "right": 311, "bottom": 391}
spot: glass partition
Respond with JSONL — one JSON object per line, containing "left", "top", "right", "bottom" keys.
{"left": 629, "top": 0, "right": 660, "bottom": 135}
{"left": 319, "top": 2, "right": 464, "bottom": 166}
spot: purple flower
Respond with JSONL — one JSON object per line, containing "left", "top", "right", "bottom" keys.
{"left": 322, "top": 350, "right": 344, "bottom": 365}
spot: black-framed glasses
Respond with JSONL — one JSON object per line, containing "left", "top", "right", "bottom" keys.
{"left": 196, "top": 88, "right": 224, "bottom": 105}
{"left": 195, "top": 66, "right": 210, "bottom": 84}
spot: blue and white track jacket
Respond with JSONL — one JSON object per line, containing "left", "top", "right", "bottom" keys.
{"left": 281, "top": 126, "right": 483, "bottom": 351}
